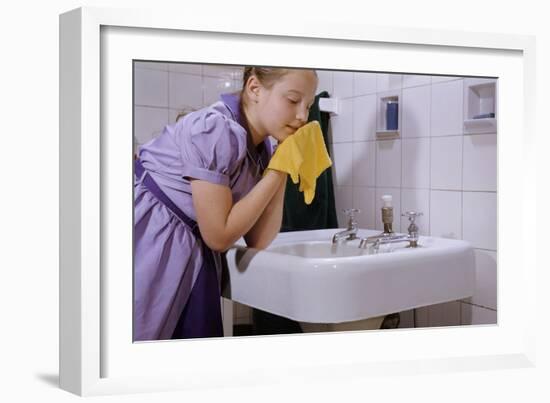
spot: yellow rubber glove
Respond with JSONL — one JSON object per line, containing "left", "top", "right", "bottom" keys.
{"left": 265, "top": 121, "right": 332, "bottom": 204}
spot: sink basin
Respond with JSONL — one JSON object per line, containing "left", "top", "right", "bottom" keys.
{"left": 269, "top": 241, "right": 374, "bottom": 258}
{"left": 223, "top": 228, "right": 475, "bottom": 323}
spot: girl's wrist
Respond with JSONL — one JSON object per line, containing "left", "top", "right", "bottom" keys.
{"left": 264, "top": 168, "right": 287, "bottom": 181}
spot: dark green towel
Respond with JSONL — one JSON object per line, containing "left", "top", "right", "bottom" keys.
{"left": 281, "top": 91, "right": 338, "bottom": 232}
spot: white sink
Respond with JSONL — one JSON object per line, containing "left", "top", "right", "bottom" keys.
{"left": 223, "top": 228, "right": 475, "bottom": 323}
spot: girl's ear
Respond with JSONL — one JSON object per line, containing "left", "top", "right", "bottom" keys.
{"left": 245, "top": 75, "right": 261, "bottom": 102}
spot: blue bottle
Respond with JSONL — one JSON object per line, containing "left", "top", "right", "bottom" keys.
{"left": 386, "top": 101, "right": 398, "bottom": 130}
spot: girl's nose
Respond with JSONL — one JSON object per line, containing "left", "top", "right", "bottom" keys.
{"left": 296, "top": 107, "right": 308, "bottom": 123}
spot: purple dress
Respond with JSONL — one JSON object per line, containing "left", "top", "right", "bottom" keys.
{"left": 134, "top": 93, "right": 272, "bottom": 341}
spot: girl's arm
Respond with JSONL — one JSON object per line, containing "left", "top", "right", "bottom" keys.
{"left": 243, "top": 174, "right": 286, "bottom": 249}
{"left": 191, "top": 169, "right": 287, "bottom": 252}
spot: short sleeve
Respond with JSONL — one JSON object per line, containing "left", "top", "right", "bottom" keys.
{"left": 179, "top": 108, "right": 247, "bottom": 186}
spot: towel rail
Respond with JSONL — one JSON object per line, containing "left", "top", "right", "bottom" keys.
{"left": 318, "top": 97, "right": 339, "bottom": 115}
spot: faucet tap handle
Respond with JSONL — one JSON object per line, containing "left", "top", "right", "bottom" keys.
{"left": 342, "top": 208, "right": 360, "bottom": 228}
{"left": 401, "top": 211, "right": 423, "bottom": 237}
{"left": 401, "top": 211, "right": 423, "bottom": 220}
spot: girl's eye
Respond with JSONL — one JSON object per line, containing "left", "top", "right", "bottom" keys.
{"left": 288, "top": 98, "right": 299, "bottom": 104}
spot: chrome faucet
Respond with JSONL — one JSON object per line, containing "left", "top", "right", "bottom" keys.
{"left": 332, "top": 209, "right": 360, "bottom": 243}
{"left": 359, "top": 211, "right": 423, "bottom": 249}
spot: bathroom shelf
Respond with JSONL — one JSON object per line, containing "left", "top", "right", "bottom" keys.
{"left": 377, "top": 90, "right": 401, "bottom": 137}
{"left": 376, "top": 130, "right": 400, "bottom": 139}
{"left": 463, "top": 117, "right": 496, "bottom": 133}
{"left": 463, "top": 78, "right": 497, "bottom": 134}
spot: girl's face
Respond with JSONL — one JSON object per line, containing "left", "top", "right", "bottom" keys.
{"left": 254, "top": 70, "right": 318, "bottom": 143}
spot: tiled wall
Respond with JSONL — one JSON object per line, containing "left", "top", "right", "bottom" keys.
{"left": 134, "top": 62, "right": 497, "bottom": 329}
{"left": 133, "top": 62, "right": 243, "bottom": 153}
{"left": 318, "top": 70, "right": 497, "bottom": 328}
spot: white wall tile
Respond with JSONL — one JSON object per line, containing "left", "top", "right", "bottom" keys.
{"left": 400, "top": 189, "right": 430, "bottom": 236}
{"left": 432, "top": 76, "right": 462, "bottom": 84}
{"left": 133, "top": 135, "right": 139, "bottom": 155}
{"left": 353, "top": 94, "right": 377, "bottom": 141}
{"left": 462, "top": 192, "right": 497, "bottom": 250}
{"left": 203, "top": 76, "right": 236, "bottom": 106}
{"left": 377, "top": 73, "right": 402, "bottom": 92}
{"left": 463, "top": 134, "right": 497, "bottom": 191}
{"left": 134, "top": 61, "right": 169, "bottom": 71}
{"left": 461, "top": 303, "right": 497, "bottom": 325}
{"left": 353, "top": 72, "right": 377, "bottom": 96}
{"left": 430, "top": 136, "right": 463, "bottom": 190}
{"left": 375, "top": 188, "right": 401, "bottom": 232}
{"left": 202, "top": 65, "right": 242, "bottom": 80}
{"left": 430, "top": 190, "right": 462, "bottom": 239}
{"left": 352, "top": 187, "right": 376, "bottom": 230}
{"left": 168, "top": 63, "right": 202, "bottom": 75}
{"left": 402, "top": 74, "right": 431, "bottom": 88}
{"left": 376, "top": 139, "right": 401, "bottom": 188}
{"left": 402, "top": 85, "right": 431, "bottom": 138}
{"left": 168, "top": 109, "right": 181, "bottom": 125}
{"left": 402, "top": 138, "right": 430, "bottom": 189}
{"left": 330, "top": 98, "right": 353, "bottom": 142}
{"left": 134, "top": 68, "right": 169, "bottom": 108}
{"left": 334, "top": 186, "right": 353, "bottom": 227}
{"left": 331, "top": 142, "right": 354, "bottom": 186}
{"left": 431, "top": 80, "right": 464, "bottom": 136}
{"left": 234, "top": 79, "right": 243, "bottom": 94}
{"left": 352, "top": 141, "right": 376, "bottom": 187}
{"left": 428, "top": 301, "right": 461, "bottom": 327}
{"left": 134, "top": 106, "right": 169, "bottom": 145}
{"left": 333, "top": 71, "right": 354, "bottom": 98}
{"left": 168, "top": 72, "right": 203, "bottom": 110}
{"left": 316, "top": 70, "right": 333, "bottom": 94}
{"left": 470, "top": 250, "right": 497, "bottom": 310}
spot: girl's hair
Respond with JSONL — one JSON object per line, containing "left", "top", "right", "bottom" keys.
{"left": 239, "top": 67, "right": 317, "bottom": 110}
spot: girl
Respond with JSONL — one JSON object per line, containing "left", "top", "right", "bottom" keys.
{"left": 134, "top": 66, "right": 319, "bottom": 341}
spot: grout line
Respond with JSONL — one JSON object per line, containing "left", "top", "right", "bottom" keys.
{"left": 425, "top": 81, "right": 432, "bottom": 323}
{"left": 428, "top": 81, "right": 433, "bottom": 236}
{"left": 430, "top": 188, "right": 465, "bottom": 193}
{"left": 461, "top": 79, "right": 465, "bottom": 241}
{"left": 461, "top": 189, "right": 498, "bottom": 193}
{"left": 459, "top": 300, "right": 497, "bottom": 312}
{"left": 397, "top": 101, "right": 403, "bottom": 232}
{"left": 351, "top": 74, "right": 355, "bottom": 209}
{"left": 474, "top": 247, "right": 498, "bottom": 252}
{"left": 134, "top": 104, "right": 170, "bottom": 110}
{"left": 167, "top": 68, "right": 171, "bottom": 119}
{"left": 200, "top": 65, "right": 205, "bottom": 106}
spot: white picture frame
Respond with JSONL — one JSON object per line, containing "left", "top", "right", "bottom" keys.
{"left": 59, "top": 6, "right": 537, "bottom": 396}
